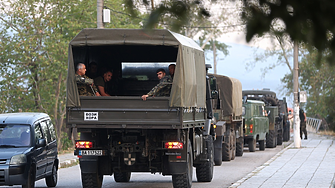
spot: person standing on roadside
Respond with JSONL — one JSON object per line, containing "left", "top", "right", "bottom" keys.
{"left": 299, "top": 108, "right": 307, "bottom": 140}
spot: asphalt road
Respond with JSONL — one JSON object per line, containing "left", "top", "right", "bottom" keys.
{"left": 3, "top": 142, "right": 291, "bottom": 188}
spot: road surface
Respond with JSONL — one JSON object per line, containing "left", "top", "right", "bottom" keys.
{"left": 2, "top": 142, "right": 291, "bottom": 188}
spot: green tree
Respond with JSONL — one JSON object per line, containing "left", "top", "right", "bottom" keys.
{"left": 125, "top": 0, "right": 335, "bottom": 65}
{"left": 0, "top": 0, "right": 143, "bottom": 150}
{"left": 281, "top": 50, "right": 335, "bottom": 131}
{"left": 136, "top": 0, "right": 240, "bottom": 71}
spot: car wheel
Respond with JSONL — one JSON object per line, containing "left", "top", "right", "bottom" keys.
{"left": 46, "top": 163, "right": 58, "bottom": 187}
{"left": 22, "top": 165, "right": 35, "bottom": 188}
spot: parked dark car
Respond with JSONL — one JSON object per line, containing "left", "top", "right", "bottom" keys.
{"left": 0, "top": 113, "right": 58, "bottom": 188}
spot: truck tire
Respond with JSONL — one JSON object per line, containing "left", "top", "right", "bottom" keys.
{"left": 277, "top": 130, "right": 283, "bottom": 145}
{"left": 213, "top": 136, "right": 222, "bottom": 166}
{"left": 236, "top": 138, "right": 244, "bottom": 156}
{"left": 81, "top": 173, "right": 103, "bottom": 188}
{"left": 259, "top": 140, "right": 265, "bottom": 151}
{"left": 114, "top": 172, "right": 131, "bottom": 182}
{"left": 283, "top": 121, "right": 290, "bottom": 142}
{"left": 172, "top": 141, "right": 193, "bottom": 188}
{"left": 214, "top": 147, "right": 222, "bottom": 166}
{"left": 230, "top": 134, "right": 236, "bottom": 160}
{"left": 196, "top": 136, "right": 214, "bottom": 182}
{"left": 266, "top": 130, "right": 276, "bottom": 148}
{"left": 248, "top": 138, "right": 256, "bottom": 152}
{"left": 222, "top": 142, "right": 231, "bottom": 161}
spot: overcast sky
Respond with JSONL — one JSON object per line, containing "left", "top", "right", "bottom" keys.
{"left": 204, "top": 39, "right": 293, "bottom": 107}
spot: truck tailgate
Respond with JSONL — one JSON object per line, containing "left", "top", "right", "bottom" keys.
{"left": 66, "top": 96, "right": 181, "bottom": 129}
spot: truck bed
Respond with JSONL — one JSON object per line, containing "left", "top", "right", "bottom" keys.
{"left": 66, "top": 96, "right": 206, "bottom": 129}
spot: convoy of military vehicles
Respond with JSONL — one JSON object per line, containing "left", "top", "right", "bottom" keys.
{"left": 66, "top": 29, "right": 291, "bottom": 188}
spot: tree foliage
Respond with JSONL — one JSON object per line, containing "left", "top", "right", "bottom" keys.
{"left": 126, "top": 0, "right": 241, "bottom": 71}
{"left": 241, "top": 0, "right": 335, "bottom": 65}
{"left": 281, "top": 50, "right": 335, "bottom": 131}
{"left": 0, "top": 0, "right": 142, "bottom": 150}
{"left": 127, "top": 0, "right": 335, "bottom": 65}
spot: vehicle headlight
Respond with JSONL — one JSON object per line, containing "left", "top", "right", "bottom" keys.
{"left": 10, "top": 154, "right": 27, "bottom": 165}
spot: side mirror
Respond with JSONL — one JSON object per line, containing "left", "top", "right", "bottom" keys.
{"left": 267, "top": 110, "right": 271, "bottom": 116}
{"left": 210, "top": 77, "right": 217, "bottom": 91}
{"left": 243, "top": 96, "right": 247, "bottom": 104}
{"left": 36, "top": 138, "right": 46, "bottom": 148}
{"left": 242, "top": 106, "right": 246, "bottom": 116}
{"left": 211, "top": 90, "right": 218, "bottom": 99}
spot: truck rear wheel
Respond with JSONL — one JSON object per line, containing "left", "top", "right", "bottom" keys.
{"left": 81, "top": 173, "right": 103, "bottom": 188}
{"left": 266, "top": 130, "right": 277, "bottom": 148}
{"left": 172, "top": 141, "right": 193, "bottom": 188}
{"left": 114, "top": 172, "right": 131, "bottom": 182}
{"left": 196, "top": 136, "right": 214, "bottom": 182}
{"left": 236, "top": 137, "right": 244, "bottom": 156}
{"left": 213, "top": 136, "right": 223, "bottom": 166}
{"left": 248, "top": 138, "right": 256, "bottom": 152}
{"left": 230, "top": 134, "right": 236, "bottom": 160}
{"left": 259, "top": 140, "right": 265, "bottom": 151}
{"left": 277, "top": 131, "right": 283, "bottom": 145}
{"left": 222, "top": 142, "right": 231, "bottom": 161}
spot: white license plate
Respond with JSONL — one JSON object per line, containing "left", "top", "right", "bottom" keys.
{"left": 79, "top": 150, "right": 102, "bottom": 156}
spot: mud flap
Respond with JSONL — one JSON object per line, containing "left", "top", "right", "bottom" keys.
{"left": 169, "top": 162, "right": 188, "bottom": 174}
{"left": 80, "top": 157, "right": 98, "bottom": 173}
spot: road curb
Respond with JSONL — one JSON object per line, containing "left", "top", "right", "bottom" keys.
{"left": 229, "top": 141, "right": 294, "bottom": 188}
{"left": 59, "top": 158, "right": 79, "bottom": 169}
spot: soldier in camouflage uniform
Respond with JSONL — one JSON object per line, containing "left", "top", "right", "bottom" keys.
{"left": 141, "top": 68, "right": 172, "bottom": 100}
{"left": 299, "top": 108, "right": 307, "bottom": 140}
{"left": 75, "top": 63, "right": 101, "bottom": 96}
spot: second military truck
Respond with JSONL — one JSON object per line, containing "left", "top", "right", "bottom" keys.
{"left": 66, "top": 29, "right": 222, "bottom": 188}
{"left": 243, "top": 100, "right": 269, "bottom": 152}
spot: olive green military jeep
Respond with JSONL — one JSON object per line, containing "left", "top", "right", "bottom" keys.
{"left": 243, "top": 100, "right": 269, "bottom": 152}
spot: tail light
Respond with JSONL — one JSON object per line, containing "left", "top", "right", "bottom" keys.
{"left": 76, "top": 141, "right": 93, "bottom": 149}
{"left": 165, "top": 142, "right": 183, "bottom": 149}
{"left": 249, "top": 124, "right": 253, "bottom": 133}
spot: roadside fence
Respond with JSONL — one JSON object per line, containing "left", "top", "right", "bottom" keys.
{"left": 306, "top": 117, "right": 322, "bottom": 133}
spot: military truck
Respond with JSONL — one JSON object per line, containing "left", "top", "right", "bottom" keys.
{"left": 208, "top": 74, "right": 243, "bottom": 164}
{"left": 242, "top": 100, "right": 269, "bottom": 152}
{"left": 242, "top": 89, "right": 284, "bottom": 148}
{"left": 66, "top": 29, "right": 220, "bottom": 188}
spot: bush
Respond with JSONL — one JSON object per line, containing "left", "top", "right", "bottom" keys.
{"left": 61, "top": 132, "right": 73, "bottom": 151}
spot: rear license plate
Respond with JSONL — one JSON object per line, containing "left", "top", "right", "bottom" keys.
{"left": 79, "top": 150, "right": 103, "bottom": 156}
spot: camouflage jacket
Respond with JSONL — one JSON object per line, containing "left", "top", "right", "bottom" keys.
{"left": 147, "top": 75, "right": 172, "bottom": 97}
{"left": 75, "top": 74, "right": 98, "bottom": 96}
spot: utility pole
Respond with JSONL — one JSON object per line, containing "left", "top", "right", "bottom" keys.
{"left": 293, "top": 41, "right": 301, "bottom": 148}
{"left": 97, "top": 0, "right": 104, "bottom": 28}
{"left": 213, "top": 39, "right": 217, "bottom": 74}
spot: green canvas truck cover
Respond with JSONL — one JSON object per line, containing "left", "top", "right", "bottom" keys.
{"left": 66, "top": 29, "right": 206, "bottom": 108}
{"left": 210, "top": 74, "right": 242, "bottom": 117}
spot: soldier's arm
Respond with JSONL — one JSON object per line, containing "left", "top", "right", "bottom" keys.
{"left": 304, "top": 113, "right": 307, "bottom": 122}
{"left": 92, "top": 84, "right": 101, "bottom": 96}
{"left": 76, "top": 75, "right": 94, "bottom": 85}
{"left": 147, "top": 77, "right": 171, "bottom": 96}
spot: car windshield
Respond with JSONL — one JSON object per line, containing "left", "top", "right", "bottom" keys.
{"left": 0, "top": 125, "right": 31, "bottom": 147}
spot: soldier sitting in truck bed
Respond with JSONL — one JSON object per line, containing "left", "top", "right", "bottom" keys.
{"left": 75, "top": 63, "right": 101, "bottom": 96}
{"left": 141, "top": 68, "right": 172, "bottom": 100}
